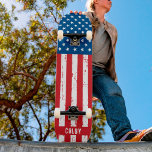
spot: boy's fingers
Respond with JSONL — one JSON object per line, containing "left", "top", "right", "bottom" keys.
{"left": 74, "top": 11, "right": 78, "bottom": 14}
{"left": 79, "top": 11, "right": 82, "bottom": 15}
{"left": 70, "top": 11, "right": 82, "bottom": 15}
{"left": 92, "top": 97, "right": 99, "bottom": 101}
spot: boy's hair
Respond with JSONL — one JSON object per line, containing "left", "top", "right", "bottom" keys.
{"left": 86, "top": 0, "right": 95, "bottom": 12}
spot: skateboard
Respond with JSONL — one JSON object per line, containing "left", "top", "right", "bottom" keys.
{"left": 54, "top": 12, "right": 93, "bottom": 142}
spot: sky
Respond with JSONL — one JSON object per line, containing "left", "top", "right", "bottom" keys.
{"left": 1, "top": 0, "right": 152, "bottom": 142}
{"left": 65, "top": 0, "right": 152, "bottom": 142}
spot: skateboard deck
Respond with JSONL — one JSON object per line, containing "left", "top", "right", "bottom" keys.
{"left": 55, "top": 12, "right": 92, "bottom": 142}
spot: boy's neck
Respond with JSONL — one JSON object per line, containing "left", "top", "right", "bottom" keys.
{"left": 94, "top": 8, "right": 106, "bottom": 23}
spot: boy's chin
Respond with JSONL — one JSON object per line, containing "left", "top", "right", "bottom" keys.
{"left": 106, "top": 7, "right": 111, "bottom": 13}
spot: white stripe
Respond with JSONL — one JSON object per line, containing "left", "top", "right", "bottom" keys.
{"left": 59, "top": 54, "right": 67, "bottom": 126}
{"left": 71, "top": 54, "right": 78, "bottom": 127}
{"left": 82, "top": 55, "right": 88, "bottom": 127}
{"left": 82, "top": 135, "right": 88, "bottom": 143}
{"left": 59, "top": 135, "right": 65, "bottom": 142}
{"left": 71, "top": 135, "right": 76, "bottom": 142}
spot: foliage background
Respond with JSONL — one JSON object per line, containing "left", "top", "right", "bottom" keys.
{"left": 0, "top": 0, "right": 106, "bottom": 142}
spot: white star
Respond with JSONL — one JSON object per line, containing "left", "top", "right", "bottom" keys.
{"left": 71, "top": 16, "right": 74, "bottom": 18}
{"left": 62, "top": 43, "right": 65, "bottom": 46}
{"left": 63, "top": 22, "right": 66, "bottom": 24}
{"left": 85, "top": 28, "right": 88, "bottom": 30}
{"left": 74, "top": 31, "right": 77, "bottom": 33}
{"left": 73, "top": 48, "right": 77, "bottom": 51}
{"left": 85, "top": 22, "right": 88, "bottom": 24}
{"left": 88, "top": 48, "right": 91, "bottom": 51}
{"left": 78, "top": 16, "right": 81, "bottom": 18}
{"left": 66, "top": 39, "right": 69, "bottom": 42}
{"left": 81, "top": 39, "right": 84, "bottom": 42}
{"left": 67, "top": 19, "right": 70, "bottom": 21}
{"left": 70, "top": 27, "right": 73, "bottom": 30}
{"left": 89, "top": 25, "right": 92, "bottom": 27}
{"left": 67, "top": 24, "right": 70, "bottom": 27}
{"left": 59, "top": 47, "right": 61, "bottom": 51}
{"left": 82, "top": 31, "right": 84, "bottom": 33}
{"left": 81, "top": 48, "right": 84, "bottom": 51}
{"left": 71, "top": 21, "right": 74, "bottom": 24}
{"left": 75, "top": 19, "right": 77, "bottom": 21}
{"left": 82, "top": 19, "right": 84, "bottom": 21}
{"left": 66, "top": 48, "right": 69, "bottom": 51}
{"left": 85, "top": 43, "right": 87, "bottom": 47}
{"left": 78, "top": 22, "right": 81, "bottom": 24}
{"left": 82, "top": 25, "right": 84, "bottom": 27}
{"left": 74, "top": 25, "right": 77, "bottom": 27}
{"left": 78, "top": 28, "right": 81, "bottom": 30}
{"left": 63, "top": 27, "right": 66, "bottom": 30}
{"left": 67, "top": 31, "right": 69, "bottom": 33}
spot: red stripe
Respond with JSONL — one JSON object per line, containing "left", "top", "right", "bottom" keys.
{"left": 55, "top": 54, "right": 61, "bottom": 107}
{"left": 65, "top": 54, "right": 72, "bottom": 141}
{"left": 77, "top": 54, "right": 83, "bottom": 142}
{"left": 77, "top": 55, "right": 83, "bottom": 111}
{"left": 66, "top": 54, "right": 72, "bottom": 110}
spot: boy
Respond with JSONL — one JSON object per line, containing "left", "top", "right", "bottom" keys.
{"left": 82, "top": 0, "right": 152, "bottom": 142}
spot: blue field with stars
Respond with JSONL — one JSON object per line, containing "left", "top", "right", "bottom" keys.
{"left": 57, "top": 13, "right": 92, "bottom": 55}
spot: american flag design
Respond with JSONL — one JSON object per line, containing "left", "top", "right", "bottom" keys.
{"left": 55, "top": 13, "right": 92, "bottom": 142}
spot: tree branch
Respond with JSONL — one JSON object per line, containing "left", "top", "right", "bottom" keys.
{"left": 0, "top": 51, "right": 56, "bottom": 110}
{"left": 14, "top": 71, "right": 37, "bottom": 82}
{"left": 0, "top": 99, "right": 17, "bottom": 109}
{"left": 43, "top": 129, "right": 51, "bottom": 141}
{"left": 5, "top": 109, "right": 21, "bottom": 140}
{"left": 50, "top": 9, "right": 59, "bottom": 24}
{"left": 24, "top": 77, "right": 28, "bottom": 94}
{"left": 43, "top": 100, "right": 51, "bottom": 141}
{"left": 22, "top": 60, "right": 44, "bottom": 71}
{"left": 13, "top": 38, "right": 28, "bottom": 72}
{"left": 3, "top": 71, "right": 37, "bottom": 82}
{"left": 34, "top": 7, "right": 57, "bottom": 45}
{"left": 27, "top": 101, "right": 43, "bottom": 141}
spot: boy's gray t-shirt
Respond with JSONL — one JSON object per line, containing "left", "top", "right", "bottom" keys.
{"left": 92, "top": 22, "right": 112, "bottom": 69}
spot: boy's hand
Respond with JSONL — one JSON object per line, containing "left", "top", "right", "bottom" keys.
{"left": 92, "top": 97, "right": 99, "bottom": 101}
{"left": 78, "top": 11, "right": 82, "bottom": 15}
{"left": 70, "top": 10, "right": 82, "bottom": 15}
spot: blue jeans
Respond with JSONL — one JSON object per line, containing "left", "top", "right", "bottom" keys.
{"left": 93, "top": 66, "right": 133, "bottom": 141}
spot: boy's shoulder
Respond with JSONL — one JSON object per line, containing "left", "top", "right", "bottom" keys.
{"left": 83, "top": 11, "right": 117, "bottom": 32}
{"left": 106, "top": 20, "right": 117, "bottom": 33}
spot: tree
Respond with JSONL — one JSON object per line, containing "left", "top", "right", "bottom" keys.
{"left": 0, "top": 0, "right": 106, "bottom": 142}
